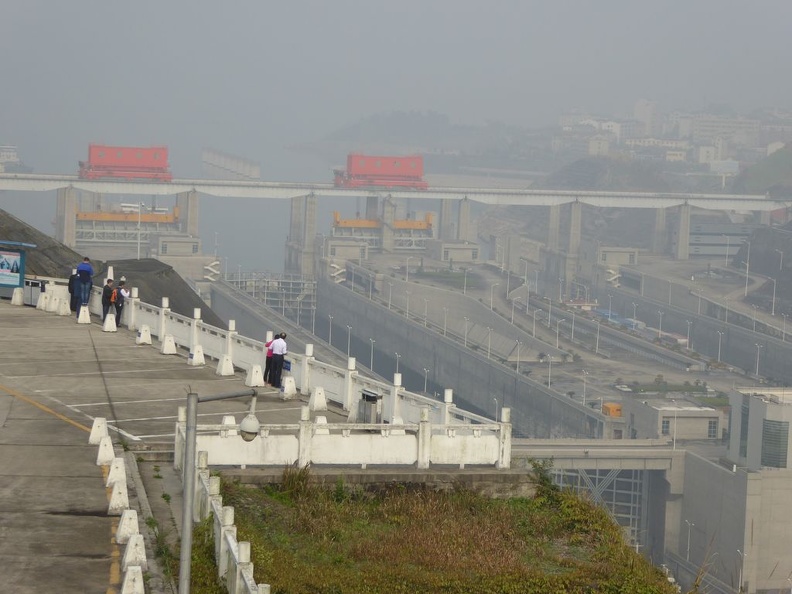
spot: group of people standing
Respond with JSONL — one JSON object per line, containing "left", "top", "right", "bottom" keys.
{"left": 67, "top": 257, "right": 129, "bottom": 324}
{"left": 264, "top": 332, "right": 288, "bottom": 388}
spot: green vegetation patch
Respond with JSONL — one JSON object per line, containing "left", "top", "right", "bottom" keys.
{"left": 189, "top": 464, "right": 677, "bottom": 594}
{"left": 413, "top": 268, "right": 483, "bottom": 291}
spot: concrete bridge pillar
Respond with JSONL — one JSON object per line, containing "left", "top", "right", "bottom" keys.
{"left": 176, "top": 190, "right": 199, "bottom": 237}
{"left": 365, "top": 195, "right": 378, "bottom": 220}
{"left": 568, "top": 200, "right": 582, "bottom": 257}
{"left": 675, "top": 203, "right": 691, "bottom": 260}
{"left": 457, "top": 197, "right": 472, "bottom": 242}
{"left": 55, "top": 186, "right": 78, "bottom": 247}
{"left": 284, "top": 194, "right": 317, "bottom": 276}
{"left": 652, "top": 207, "right": 667, "bottom": 254}
{"left": 439, "top": 199, "right": 454, "bottom": 240}
{"left": 381, "top": 197, "right": 396, "bottom": 252}
{"left": 547, "top": 204, "right": 560, "bottom": 252}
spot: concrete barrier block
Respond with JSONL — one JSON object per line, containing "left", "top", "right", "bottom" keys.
{"left": 106, "top": 457, "right": 126, "bottom": 487}
{"left": 390, "top": 415, "right": 406, "bottom": 435}
{"left": 188, "top": 345, "right": 205, "bottom": 366}
{"left": 46, "top": 295, "right": 60, "bottom": 313}
{"left": 57, "top": 297, "right": 71, "bottom": 316}
{"left": 160, "top": 334, "right": 176, "bottom": 355}
{"left": 135, "top": 325, "right": 152, "bottom": 345}
{"left": 309, "top": 387, "right": 327, "bottom": 411}
{"left": 77, "top": 305, "right": 91, "bottom": 324}
{"left": 120, "top": 565, "right": 145, "bottom": 594}
{"left": 36, "top": 292, "right": 50, "bottom": 311}
{"left": 245, "top": 364, "right": 265, "bottom": 387}
{"left": 116, "top": 509, "right": 139, "bottom": 545}
{"left": 122, "top": 533, "right": 148, "bottom": 571}
{"left": 89, "top": 417, "right": 109, "bottom": 445}
{"left": 281, "top": 376, "right": 297, "bottom": 400}
{"left": 108, "top": 479, "right": 129, "bottom": 515}
{"left": 96, "top": 435, "right": 115, "bottom": 466}
{"left": 11, "top": 287, "right": 23, "bottom": 306}
{"left": 216, "top": 354, "right": 234, "bottom": 376}
{"left": 103, "top": 313, "right": 118, "bottom": 332}
{"left": 220, "top": 415, "right": 238, "bottom": 437}
{"left": 314, "top": 416, "right": 329, "bottom": 435}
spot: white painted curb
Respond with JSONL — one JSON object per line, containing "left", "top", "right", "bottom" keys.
{"left": 245, "top": 364, "right": 265, "bottom": 387}
{"left": 103, "top": 313, "right": 118, "bottom": 332}
{"left": 96, "top": 435, "right": 115, "bottom": 466}
{"left": 88, "top": 417, "right": 108, "bottom": 445}
{"left": 77, "top": 305, "right": 91, "bottom": 324}
{"left": 216, "top": 354, "right": 234, "bottom": 376}
{"left": 160, "top": 334, "right": 176, "bottom": 355}
{"left": 106, "top": 457, "right": 126, "bottom": 487}
{"left": 108, "top": 480, "right": 130, "bottom": 515}
{"left": 309, "top": 386, "right": 327, "bottom": 411}
{"left": 122, "top": 534, "right": 148, "bottom": 571}
{"left": 116, "top": 509, "right": 139, "bottom": 545}
{"left": 11, "top": 287, "right": 23, "bottom": 306}
{"left": 121, "top": 565, "right": 145, "bottom": 594}
{"left": 188, "top": 345, "right": 206, "bottom": 366}
{"left": 135, "top": 325, "right": 152, "bottom": 345}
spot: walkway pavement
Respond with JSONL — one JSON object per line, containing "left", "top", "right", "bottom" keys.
{"left": 0, "top": 300, "right": 334, "bottom": 593}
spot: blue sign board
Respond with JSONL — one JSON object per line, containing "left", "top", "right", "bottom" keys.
{"left": 0, "top": 241, "right": 35, "bottom": 288}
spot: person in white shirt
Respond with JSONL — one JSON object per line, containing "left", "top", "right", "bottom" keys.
{"left": 115, "top": 280, "right": 131, "bottom": 325}
{"left": 269, "top": 333, "right": 287, "bottom": 388}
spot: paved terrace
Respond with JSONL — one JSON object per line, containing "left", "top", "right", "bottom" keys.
{"left": 0, "top": 300, "right": 328, "bottom": 593}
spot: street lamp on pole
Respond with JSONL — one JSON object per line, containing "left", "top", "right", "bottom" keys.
{"left": 532, "top": 309, "right": 539, "bottom": 338}
{"left": 671, "top": 398, "right": 677, "bottom": 450}
{"left": 179, "top": 388, "right": 259, "bottom": 594}
{"left": 423, "top": 298, "right": 428, "bottom": 328}
{"left": 487, "top": 327, "right": 492, "bottom": 359}
{"left": 388, "top": 282, "right": 393, "bottom": 310}
{"left": 395, "top": 352, "right": 401, "bottom": 374}
{"left": 511, "top": 299, "right": 516, "bottom": 324}
{"left": 463, "top": 268, "right": 468, "bottom": 295}
{"left": 405, "top": 256, "right": 414, "bottom": 283}
{"left": 595, "top": 320, "right": 601, "bottom": 355}
{"left": 632, "top": 302, "right": 638, "bottom": 329}
{"left": 346, "top": 325, "right": 352, "bottom": 356}
{"left": 751, "top": 304, "right": 758, "bottom": 331}
{"left": 755, "top": 343, "right": 763, "bottom": 377}
{"left": 547, "top": 355, "right": 553, "bottom": 387}
{"left": 686, "top": 320, "right": 692, "bottom": 349}
{"left": 423, "top": 367, "right": 430, "bottom": 393}
{"left": 771, "top": 277, "right": 777, "bottom": 316}
{"left": 328, "top": 315, "right": 333, "bottom": 347}
{"left": 582, "top": 369, "right": 589, "bottom": 406}
{"left": 492, "top": 396, "right": 499, "bottom": 422}
{"left": 558, "top": 277, "right": 564, "bottom": 302}
{"left": 776, "top": 248, "right": 784, "bottom": 271}
{"left": 515, "top": 340, "right": 522, "bottom": 374}
{"left": 608, "top": 294, "right": 612, "bottom": 321}
{"left": 657, "top": 310, "right": 664, "bottom": 339}
{"left": 723, "top": 234, "right": 730, "bottom": 267}
{"left": 490, "top": 282, "right": 499, "bottom": 311}
{"left": 685, "top": 520, "right": 694, "bottom": 562}
{"left": 443, "top": 307, "right": 448, "bottom": 336}
{"left": 555, "top": 318, "right": 566, "bottom": 349}
{"left": 737, "top": 549, "right": 746, "bottom": 593}
{"left": 464, "top": 316, "right": 469, "bottom": 347}
{"left": 369, "top": 338, "right": 375, "bottom": 370}
{"left": 405, "top": 290, "right": 411, "bottom": 319}
{"left": 783, "top": 313, "right": 788, "bottom": 342}
{"left": 743, "top": 240, "right": 751, "bottom": 297}
{"left": 717, "top": 330, "right": 724, "bottom": 362}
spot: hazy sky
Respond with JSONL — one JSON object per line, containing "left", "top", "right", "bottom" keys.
{"left": 1, "top": 1, "right": 790, "bottom": 269}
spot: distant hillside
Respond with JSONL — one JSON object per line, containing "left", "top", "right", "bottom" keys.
{"left": 0, "top": 208, "right": 225, "bottom": 328}
{"left": 539, "top": 157, "right": 671, "bottom": 192}
{"left": 733, "top": 144, "right": 792, "bottom": 195}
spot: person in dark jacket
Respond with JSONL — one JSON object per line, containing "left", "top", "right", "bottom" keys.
{"left": 115, "top": 280, "right": 129, "bottom": 325}
{"left": 67, "top": 268, "right": 79, "bottom": 312}
{"left": 101, "top": 278, "right": 115, "bottom": 322}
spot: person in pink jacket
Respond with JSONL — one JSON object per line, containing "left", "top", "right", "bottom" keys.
{"left": 263, "top": 335, "right": 275, "bottom": 386}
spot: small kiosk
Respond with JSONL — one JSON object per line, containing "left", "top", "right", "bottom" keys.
{"left": 0, "top": 240, "right": 36, "bottom": 300}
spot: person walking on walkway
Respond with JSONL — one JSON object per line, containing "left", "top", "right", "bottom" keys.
{"left": 75, "top": 257, "right": 93, "bottom": 316}
{"left": 270, "top": 332, "right": 288, "bottom": 389}
{"left": 101, "top": 278, "right": 115, "bottom": 322}
{"left": 67, "top": 268, "right": 79, "bottom": 312}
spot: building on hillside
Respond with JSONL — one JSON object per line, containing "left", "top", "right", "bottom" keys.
{"left": 621, "top": 397, "right": 724, "bottom": 441}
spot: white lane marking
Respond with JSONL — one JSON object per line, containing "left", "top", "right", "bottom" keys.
{"left": 46, "top": 395, "right": 142, "bottom": 441}
{"left": 136, "top": 433, "right": 176, "bottom": 439}
{"left": 4, "top": 367, "right": 206, "bottom": 378}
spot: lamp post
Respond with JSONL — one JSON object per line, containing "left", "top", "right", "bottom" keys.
{"left": 405, "top": 256, "right": 414, "bottom": 283}
{"left": 743, "top": 240, "right": 751, "bottom": 297}
{"left": 555, "top": 318, "right": 566, "bottom": 349}
{"left": 464, "top": 316, "right": 469, "bottom": 347}
{"left": 595, "top": 320, "right": 601, "bottom": 355}
{"left": 328, "top": 315, "right": 333, "bottom": 347}
{"left": 532, "top": 309, "right": 539, "bottom": 338}
{"left": 582, "top": 369, "right": 589, "bottom": 406}
{"left": 492, "top": 396, "right": 499, "bottom": 422}
{"left": 607, "top": 294, "right": 612, "bottom": 321}
{"left": 136, "top": 202, "right": 142, "bottom": 260}
{"left": 490, "top": 282, "right": 499, "bottom": 311}
{"left": 346, "top": 325, "right": 352, "bottom": 356}
{"left": 547, "top": 355, "right": 553, "bottom": 387}
{"left": 671, "top": 398, "right": 677, "bottom": 450}
{"left": 657, "top": 310, "right": 664, "bottom": 339}
{"left": 632, "top": 302, "right": 638, "bottom": 329}
{"left": 487, "top": 327, "right": 492, "bottom": 359}
{"left": 685, "top": 519, "right": 694, "bottom": 562}
{"left": 755, "top": 343, "right": 763, "bottom": 377}
{"left": 395, "top": 352, "right": 401, "bottom": 374}
{"left": 771, "top": 277, "right": 777, "bottom": 316}
{"left": 737, "top": 549, "right": 745, "bottom": 593}
{"left": 443, "top": 307, "right": 448, "bottom": 336}
{"left": 717, "top": 330, "right": 724, "bottom": 362}
{"left": 571, "top": 311, "right": 576, "bottom": 342}
{"left": 405, "top": 290, "right": 411, "bottom": 319}
{"left": 783, "top": 313, "right": 788, "bottom": 342}
{"left": 516, "top": 340, "right": 522, "bottom": 374}
{"left": 751, "top": 305, "right": 758, "bottom": 332}
{"left": 423, "top": 367, "right": 430, "bottom": 393}
{"left": 369, "top": 338, "right": 375, "bottom": 370}
{"left": 558, "top": 277, "right": 564, "bottom": 302}
{"left": 523, "top": 260, "right": 529, "bottom": 313}
{"left": 463, "top": 268, "right": 468, "bottom": 295}
{"left": 547, "top": 298, "right": 553, "bottom": 328}
{"left": 423, "top": 298, "right": 428, "bottom": 328}
{"left": 776, "top": 248, "right": 784, "bottom": 272}
{"left": 723, "top": 234, "right": 730, "bottom": 267}
{"left": 511, "top": 299, "right": 516, "bottom": 324}
{"left": 686, "top": 320, "right": 692, "bottom": 349}
{"left": 388, "top": 282, "right": 393, "bottom": 310}
{"left": 179, "top": 388, "right": 259, "bottom": 594}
